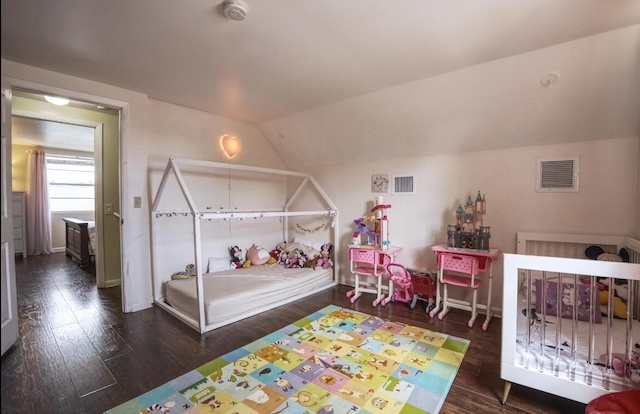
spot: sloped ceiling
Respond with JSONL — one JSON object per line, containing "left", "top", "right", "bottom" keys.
{"left": 2, "top": 1, "right": 639, "bottom": 168}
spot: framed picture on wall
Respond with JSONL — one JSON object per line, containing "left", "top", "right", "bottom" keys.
{"left": 371, "top": 174, "right": 389, "bottom": 193}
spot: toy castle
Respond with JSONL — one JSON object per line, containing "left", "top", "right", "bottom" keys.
{"left": 446, "top": 191, "right": 491, "bottom": 251}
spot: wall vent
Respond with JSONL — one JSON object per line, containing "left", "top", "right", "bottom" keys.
{"left": 536, "top": 157, "right": 579, "bottom": 192}
{"left": 393, "top": 175, "right": 416, "bottom": 195}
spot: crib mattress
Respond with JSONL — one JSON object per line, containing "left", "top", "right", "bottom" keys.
{"left": 164, "top": 264, "right": 334, "bottom": 326}
{"left": 515, "top": 298, "right": 640, "bottom": 387}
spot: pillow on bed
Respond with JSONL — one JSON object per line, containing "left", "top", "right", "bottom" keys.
{"left": 285, "top": 241, "right": 321, "bottom": 258}
{"left": 293, "top": 237, "right": 323, "bottom": 252}
{"left": 535, "top": 279, "right": 602, "bottom": 323}
{"left": 208, "top": 257, "right": 234, "bottom": 273}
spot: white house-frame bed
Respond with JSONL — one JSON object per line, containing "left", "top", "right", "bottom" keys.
{"left": 150, "top": 158, "right": 340, "bottom": 334}
{"left": 501, "top": 232, "right": 640, "bottom": 405}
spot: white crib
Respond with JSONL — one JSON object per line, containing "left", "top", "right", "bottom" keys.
{"left": 501, "top": 232, "right": 640, "bottom": 404}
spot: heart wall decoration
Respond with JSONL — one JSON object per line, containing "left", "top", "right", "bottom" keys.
{"left": 220, "top": 134, "right": 241, "bottom": 159}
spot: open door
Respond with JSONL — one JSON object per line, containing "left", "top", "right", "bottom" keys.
{"left": 1, "top": 78, "right": 19, "bottom": 356}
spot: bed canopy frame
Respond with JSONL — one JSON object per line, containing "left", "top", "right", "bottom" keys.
{"left": 150, "top": 157, "right": 339, "bottom": 333}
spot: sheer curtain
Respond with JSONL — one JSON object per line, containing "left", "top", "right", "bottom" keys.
{"left": 26, "top": 149, "right": 52, "bottom": 255}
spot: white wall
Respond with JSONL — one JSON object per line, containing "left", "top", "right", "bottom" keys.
{"left": 637, "top": 139, "right": 640, "bottom": 239}
{"left": 3, "top": 59, "right": 637, "bottom": 317}
{"left": 305, "top": 136, "right": 638, "bottom": 315}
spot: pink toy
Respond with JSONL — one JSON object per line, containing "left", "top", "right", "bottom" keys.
{"left": 353, "top": 218, "right": 378, "bottom": 244}
{"left": 386, "top": 263, "right": 412, "bottom": 303}
{"left": 317, "top": 243, "right": 333, "bottom": 269}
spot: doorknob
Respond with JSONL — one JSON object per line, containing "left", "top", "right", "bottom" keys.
{"left": 112, "top": 211, "right": 123, "bottom": 224}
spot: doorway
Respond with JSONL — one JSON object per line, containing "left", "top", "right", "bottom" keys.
{"left": 10, "top": 89, "right": 123, "bottom": 295}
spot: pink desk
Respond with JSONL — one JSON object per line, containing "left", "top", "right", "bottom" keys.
{"left": 348, "top": 244, "right": 403, "bottom": 259}
{"left": 430, "top": 245, "right": 501, "bottom": 330}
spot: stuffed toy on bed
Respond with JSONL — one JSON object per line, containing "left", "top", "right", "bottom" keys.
{"left": 317, "top": 243, "right": 333, "bottom": 269}
{"left": 230, "top": 245, "right": 243, "bottom": 268}
{"left": 244, "top": 244, "right": 273, "bottom": 267}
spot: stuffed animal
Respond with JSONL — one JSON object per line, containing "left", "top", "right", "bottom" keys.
{"left": 585, "top": 245, "right": 629, "bottom": 263}
{"left": 304, "top": 256, "right": 320, "bottom": 270}
{"left": 585, "top": 246, "right": 630, "bottom": 318}
{"left": 230, "top": 245, "right": 243, "bottom": 268}
{"left": 246, "top": 244, "right": 271, "bottom": 266}
{"left": 607, "top": 343, "right": 640, "bottom": 383}
{"left": 317, "top": 243, "right": 333, "bottom": 269}
{"left": 271, "top": 242, "right": 287, "bottom": 260}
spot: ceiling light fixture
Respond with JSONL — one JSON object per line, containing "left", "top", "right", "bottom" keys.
{"left": 44, "top": 95, "right": 70, "bottom": 106}
{"left": 223, "top": 0, "right": 248, "bottom": 21}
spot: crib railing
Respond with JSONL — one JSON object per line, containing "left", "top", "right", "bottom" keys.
{"left": 502, "top": 233, "right": 640, "bottom": 404}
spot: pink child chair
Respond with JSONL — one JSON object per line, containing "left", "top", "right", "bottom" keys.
{"left": 346, "top": 247, "right": 391, "bottom": 307}
{"left": 386, "top": 263, "right": 413, "bottom": 304}
{"left": 432, "top": 252, "right": 482, "bottom": 328}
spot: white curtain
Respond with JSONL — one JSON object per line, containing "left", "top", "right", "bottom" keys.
{"left": 26, "top": 149, "right": 52, "bottom": 255}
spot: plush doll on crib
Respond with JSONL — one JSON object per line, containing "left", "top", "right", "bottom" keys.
{"left": 585, "top": 245, "right": 630, "bottom": 319}
{"left": 607, "top": 343, "right": 640, "bottom": 383}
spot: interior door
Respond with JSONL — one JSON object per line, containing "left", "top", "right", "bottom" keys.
{"left": 1, "top": 78, "right": 20, "bottom": 356}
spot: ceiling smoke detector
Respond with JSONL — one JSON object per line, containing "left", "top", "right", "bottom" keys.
{"left": 223, "top": 0, "right": 248, "bottom": 21}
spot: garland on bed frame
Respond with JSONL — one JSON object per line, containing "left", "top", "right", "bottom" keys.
{"left": 295, "top": 222, "right": 326, "bottom": 233}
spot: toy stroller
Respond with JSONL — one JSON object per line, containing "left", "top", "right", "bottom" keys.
{"left": 407, "top": 268, "right": 436, "bottom": 312}
{"left": 386, "top": 263, "right": 413, "bottom": 304}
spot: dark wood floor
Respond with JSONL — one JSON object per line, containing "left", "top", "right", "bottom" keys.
{"left": 1, "top": 253, "right": 587, "bottom": 414}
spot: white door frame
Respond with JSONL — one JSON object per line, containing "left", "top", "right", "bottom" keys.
{"left": 3, "top": 76, "right": 128, "bottom": 311}
{"left": 1, "top": 78, "right": 19, "bottom": 355}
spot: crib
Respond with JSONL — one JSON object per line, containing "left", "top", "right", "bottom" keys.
{"left": 501, "top": 232, "right": 640, "bottom": 405}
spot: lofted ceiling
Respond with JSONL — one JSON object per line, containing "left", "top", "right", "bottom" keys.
{"left": 2, "top": 1, "right": 640, "bottom": 168}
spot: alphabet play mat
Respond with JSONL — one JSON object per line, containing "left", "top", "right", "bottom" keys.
{"left": 106, "top": 305, "right": 469, "bottom": 413}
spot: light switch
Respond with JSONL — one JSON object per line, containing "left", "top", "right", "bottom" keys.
{"left": 134, "top": 196, "right": 142, "bottom": 208}
{"left": 105, "top": 204, "right": 113, "bottom": 214}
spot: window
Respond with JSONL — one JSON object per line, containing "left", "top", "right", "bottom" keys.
{"left": 46, "top": 154, "right": 95, "bottom": 211}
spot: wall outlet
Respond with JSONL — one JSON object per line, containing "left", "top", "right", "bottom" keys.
{"left": 134, "top": 196, "right": 142, "bottom": 208}
{"left": 105, "top": 204, "right": 113, "bottom": 214}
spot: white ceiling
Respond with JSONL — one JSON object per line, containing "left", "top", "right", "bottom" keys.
{"left": 12, "top": 116, "right": 95, "bottom": 153}
{"left": 2, "top": 1, "right": 639, "bottom": 167}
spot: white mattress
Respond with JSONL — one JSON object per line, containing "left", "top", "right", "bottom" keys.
{"left": 164, "top": 264, "right": 334, "bottom": 326}
{"left": 515, "top": 298, "right": 640, "bottom": 387}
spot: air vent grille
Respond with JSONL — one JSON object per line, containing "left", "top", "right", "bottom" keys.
{"left": 537, "top": 157, "right": 579, "bottom": 192}
{"left": 393, "top": 175, "right": 416, "bottom": 195}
